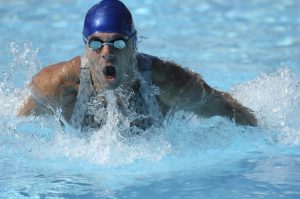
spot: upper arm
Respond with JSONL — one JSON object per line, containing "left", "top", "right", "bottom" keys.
{"left": 31, "top": 67, "right": 61, "bottom": 98}
{"left": 17, "top": 65, "right": 64, "bottom": 116}
{"left": 18, "top": 56, "right": 81, "bottom": 116}
{"left": 152, "top": 57, "right": 208, "bottom": 108}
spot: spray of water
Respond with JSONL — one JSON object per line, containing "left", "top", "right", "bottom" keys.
{"left": 231, "top": 67, "right": 300, "bottom": 144}
{"left": 51, "top": 84, "right": 173, "bottom": 166}
{"left": 1, "top": 42, "right": 300, "bottom": 167}
{"left": 0, "top": 42, "right": 39, "bottom": 115}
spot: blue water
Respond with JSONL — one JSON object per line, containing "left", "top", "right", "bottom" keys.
{"left": 1, "top": 0, "right": 300, "bottom": 198}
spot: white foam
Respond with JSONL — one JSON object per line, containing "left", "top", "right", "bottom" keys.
{"left": 24, "top": 89, "right": 172, "bottom": 166}
{"left": 231, "top": 67, "right": 300, "bottom": 144}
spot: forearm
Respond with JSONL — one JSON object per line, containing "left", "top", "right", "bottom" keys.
{"left": 170, "top": 77, "right": 257, "bottom": 126}
{"left": 18, "top": 96, "right": 36, "bottom": 116}
{"left": 18, "top": 94, "right": 55, "bottom": 117}
{"left": 194, "top": 89, "right": 257, "bottom": 126}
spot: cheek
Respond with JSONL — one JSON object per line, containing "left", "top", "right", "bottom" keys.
{"left": 90, "top": 65, "right": 103, "bottom": 76}
{"left": 116, "top": 50, "right": 132, "bottom": 65}
{"left": 86, "top": 49, "right": 101, "bottom": 63}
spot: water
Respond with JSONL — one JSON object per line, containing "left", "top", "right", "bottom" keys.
{"left": 1, "top": 0, "right": 300, "bottom": 198}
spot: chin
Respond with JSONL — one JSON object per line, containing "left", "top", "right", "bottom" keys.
{"left": 103, "top": 78, "right": 122, "bottom": 90}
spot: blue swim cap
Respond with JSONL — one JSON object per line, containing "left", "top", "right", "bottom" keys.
{"left": 83, "top": 0, "right": 136, "bottom": 41}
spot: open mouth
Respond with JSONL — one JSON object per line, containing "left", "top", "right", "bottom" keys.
{"left": 103, "top": 66, "right": 116, "bottom": 80}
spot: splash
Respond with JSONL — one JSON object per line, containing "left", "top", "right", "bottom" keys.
{"left": 0, "top": 42, "right": 40, "bottom": 115}
{"left": 52, "top": 88, "right": 172, "bottom": 166}
{"left": 0, "top": 42, "right": 46, "bottom": 162}
{"left": 231, "top": 67, "right": 300, "bottom": 145}
{"left": 1, "top": 42, "right": 40, "bottom": 90}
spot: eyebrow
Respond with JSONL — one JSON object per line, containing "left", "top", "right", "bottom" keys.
{"left": 89, "top": 35, "right": 128, "bottom": 41}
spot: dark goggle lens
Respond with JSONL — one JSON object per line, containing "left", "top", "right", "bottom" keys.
{"left": 89, "top": 39, "right": 127, "bottom": 50}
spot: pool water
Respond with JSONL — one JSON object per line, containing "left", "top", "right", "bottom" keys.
{"left": 1, "top": 0, "right": 300, "bottom": 198}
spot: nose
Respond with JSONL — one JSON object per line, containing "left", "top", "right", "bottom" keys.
{"left": 100, "top": 45, "right": 114, "bottom": 63}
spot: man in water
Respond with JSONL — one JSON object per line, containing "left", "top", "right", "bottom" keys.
{"left": 18, "top": 0, "right": 257, "bottom": 130}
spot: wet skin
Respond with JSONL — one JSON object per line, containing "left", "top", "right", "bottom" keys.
{"left": 18, "top": 33, "right": 257, "bottom": 126}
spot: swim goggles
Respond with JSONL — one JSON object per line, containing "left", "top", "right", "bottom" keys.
{"left": 84, "top": 31, "right": 136, "bottom": 51}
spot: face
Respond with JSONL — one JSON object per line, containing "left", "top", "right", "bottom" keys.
{"left": 85, "top": 32, "right": 136, "bottom": 92}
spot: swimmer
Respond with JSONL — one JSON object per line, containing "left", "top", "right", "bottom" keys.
{"left": 18, "top": 0, "right": 257, "bottom": 130}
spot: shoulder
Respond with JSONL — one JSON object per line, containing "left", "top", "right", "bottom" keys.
{"left": 35, "top": 56, "right": 81, "bottom": 79}
{"left": 150, "top": 55, "right": 203, "bottom": 85}
{"left": 136, "top": 53, "right": 181, "bottom": 74}
{"left": 31, "top": 56, "right": 81, "bottom": 97}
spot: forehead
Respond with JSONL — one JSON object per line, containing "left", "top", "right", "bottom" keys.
{"left": 89, "top": 32, "right": 127, "bottom": 40}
